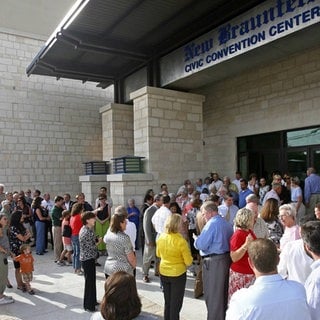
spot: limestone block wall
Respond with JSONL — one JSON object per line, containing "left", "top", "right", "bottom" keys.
{"left": 131, "top": 87, "right": 205, "bottom": 192}
{"left": 100, "top": 103, "right": 134, "bottom": 163}
{"left": 197, "top": 45, "right": 320, "bottom": 179}
{"left": 108, "top": 173, "right": 153, "bottom": 208}
{"left": 0, "top": 29, "right": 113, "bottom": 197}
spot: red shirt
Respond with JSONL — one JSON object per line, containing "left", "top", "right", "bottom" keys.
{"left": 230, "top": 229, "right": 256, "bottom": 274}
{"left": 15, "top": 253, "right": 34, "bottom": 273}
{"left": 70, "top": 214, "right": 83, "bottom": 236}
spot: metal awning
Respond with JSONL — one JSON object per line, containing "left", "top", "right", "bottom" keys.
{"left": 26, "top": 0, "right": 266, "bottom": 92}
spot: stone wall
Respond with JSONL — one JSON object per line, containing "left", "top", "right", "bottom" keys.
{"left": 197, "top": 45, "right": 320, "bottom": 179}
{"left": 130, "top": 87, "right": 205, "bottom": 193}
{"left": 0, "top": 29, "right": 113, "bottom": 199}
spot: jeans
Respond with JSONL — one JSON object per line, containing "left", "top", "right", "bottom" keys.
{"left": 71, "top": 235, "right": 81, "bottom": 270}
{"left": 35, "top": 221, "right": 45, "bottom": 254}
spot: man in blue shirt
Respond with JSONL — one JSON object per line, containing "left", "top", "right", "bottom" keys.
{"left": 238, "top": 179, "right": 253, "bottom": 208}
{"left": 194, "top": 201, "right": 233, "bottom": 320}
{"left": 227, "top": 238, "right": 311, "bottom": 320}
{"left": 304, "top": 167, "right": 320, "bottom": 215}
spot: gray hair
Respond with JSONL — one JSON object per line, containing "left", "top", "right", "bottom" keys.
{"left": 246, "top": 194, "right": 259, "bottom": 204}
{"left": 279, "top": 204, "right": 297, "bottom": 220}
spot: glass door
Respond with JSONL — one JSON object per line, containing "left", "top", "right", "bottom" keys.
{"left": 311, "top": 148, "right": 320, "bottom": 172}
{"left": 287, "top": 149, "right": 307, "bottom": 180}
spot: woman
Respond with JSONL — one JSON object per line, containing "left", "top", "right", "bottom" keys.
{"left": 17, "top": 196, "right": 33, "bottom": 241}
{"left": 9, "top": 210, "right": 31, "bottom": 290}
{"left": 70, "top": 203, "right": 84, "bottom": 275}
{"left": 156, "top": 214, "right": 193, "bottom": 320}
{"left": 103, "top": 206, "right": 136, "bottom": 277}
{"left": 32, "top": 196, "right": 50, "bottom": 255}
{"left": 94, "top": 194, "right": 110, "bottom": 255}
{"left": 315, "top": 202, "right": 320, "bottom": 220}
{"left": 140, "top": 193, "right": 154, "bottom": 255}
{"left": 228, "top": 208, "right": 256, "bottom": 301}
{"left": 0, "top": 214, "right": 14, "bottom": 304}
{"left": 79, "top": 211, "right": 101, "bottom": 312}
{"left": 90, "top": 271, "right": 157, "bottom": 320}
{"left": 290, "top": 176, "right": 305, "bottom": 223}
{"left": 279, "top": 204, "right": 300, "bottom": 250}
{"left": 260, "top": 198, "right": 283, "bottom": 247}
{"left": 169, "top": 201, "right": 188, "bottom": 240}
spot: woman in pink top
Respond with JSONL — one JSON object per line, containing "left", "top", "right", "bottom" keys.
{"left": 70, "top": 203, "right": 84, "bottom": 274}
{"left": 279, "top": 204, "right": 300, "bottom": 251}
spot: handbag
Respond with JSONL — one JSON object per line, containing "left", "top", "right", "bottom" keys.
{"left": 62, "top": 224, "right": 72, "bottom": 238}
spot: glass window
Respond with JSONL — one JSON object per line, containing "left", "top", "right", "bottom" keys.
{"left": 287, "top": 127, "right": 320, "bottom": 147}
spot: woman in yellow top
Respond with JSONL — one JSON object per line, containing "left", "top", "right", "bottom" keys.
{"left": 156, "top": 214, "right": 193, "bottom": 320}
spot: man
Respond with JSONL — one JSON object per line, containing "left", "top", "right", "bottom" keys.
{"left": 226, "top": 238, "right": 311, "bottom": 320}
{"left": 273, "top": 174, "right": 291, "bottom": 204}
{"left": 223, "top": 176, "right": 239, "bottom": 206}
{"left": 41, "top": 193, "right": 54, "bottom": 250}
{"left": 0, "top": 184, "right": 5, "bottom": 205}
{"left": 142, "top": 194, "right": 163, "bottom": 283}
{"left": 63, "top": 193, "right": 74, "bottom": 211}
{"left": 245, "top": 194, "right": 269, "bottom": 239}
{"left": 262, "top": 182, "right": 281, "bottom": 206}
{"left": 218, "top": 194, "right": 238, "bottom": 226}
{"left": 41, "top": 193, "right": 55, "bottom": 212}
{"left": 151, "top": 195, "right": 171, "bottom": 236}
{"left": 232, "top": 171, "right": 242, "bottom": 193}
{"left": 51, "top": 196, "right": 64, "bottom": 263}
{"left": 301, "top": 220, "right": 320, "bottom": 319}
{"left": 238, "top": 179, "right": 253, "bottom": 209}
{"left": 194, "top": 201, "right": 233, "bottom": 320}
{"left": 195, "top": 178, "right": 205, "bottom": 193}
{"left": 24, "top": 189, "right": 33, "bottom": 206}
{"left": 209, "top": 172, "right": 223, "bottom": 193}
{"left": 304, "top": 167, "right": 320, "bottom": 215}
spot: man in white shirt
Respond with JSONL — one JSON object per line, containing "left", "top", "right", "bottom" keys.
{"left": 226, "top": 238, "right": 311, "bottom": 320}
{"left": 301, "top": 220, "right": 320, "bottom": 320}
{"left": 42, "top": 193, "right": 54, "bottom": 213}
{"left": 151, "top": 195, "right": 172, "bottom": 236}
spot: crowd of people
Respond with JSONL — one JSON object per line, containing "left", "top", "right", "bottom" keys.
{"left": 0, "top": 167, "right": 320, "bottom": 319}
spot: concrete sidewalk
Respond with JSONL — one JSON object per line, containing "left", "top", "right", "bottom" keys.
{"left": 1, "top": 249, "right": 206, "bottom": 320}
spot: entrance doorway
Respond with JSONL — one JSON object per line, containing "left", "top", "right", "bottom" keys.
{"left": 238, "top": 126, "right": 320, "bottom": 182}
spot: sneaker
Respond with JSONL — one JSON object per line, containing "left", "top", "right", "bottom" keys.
{"left": 142, "top": 276, "right": 150, "bottom": 283}
{"left": 57, "top": 261, "right": 65, "bottom": 266}
{"left": 0, "top": 297, "right": 14, "bottom": 305}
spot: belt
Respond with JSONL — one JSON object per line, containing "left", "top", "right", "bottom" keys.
{"left": 202, "top": 252, "right": 229, "bottom": 258}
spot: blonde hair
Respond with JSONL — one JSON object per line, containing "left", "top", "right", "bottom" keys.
{"left": 165, "top": 214, "right": 181, "bottom": 234}
{"left": 235, "top": 208, "right": 254, "bottom": 229}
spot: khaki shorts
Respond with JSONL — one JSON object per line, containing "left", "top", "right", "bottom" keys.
{"left": 21, "top": 272, "right": 33, "bottom": 283}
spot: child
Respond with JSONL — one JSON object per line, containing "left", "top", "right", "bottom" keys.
{"left": 14, "top": 244, "right": 35, "bottom": 295}
{"left": 58, "top": 210, "right": 72, "bottom": 266}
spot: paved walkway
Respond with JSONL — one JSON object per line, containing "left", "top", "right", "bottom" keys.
{"left": 1, "top": 249, "right": 207, "bottom": 320}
